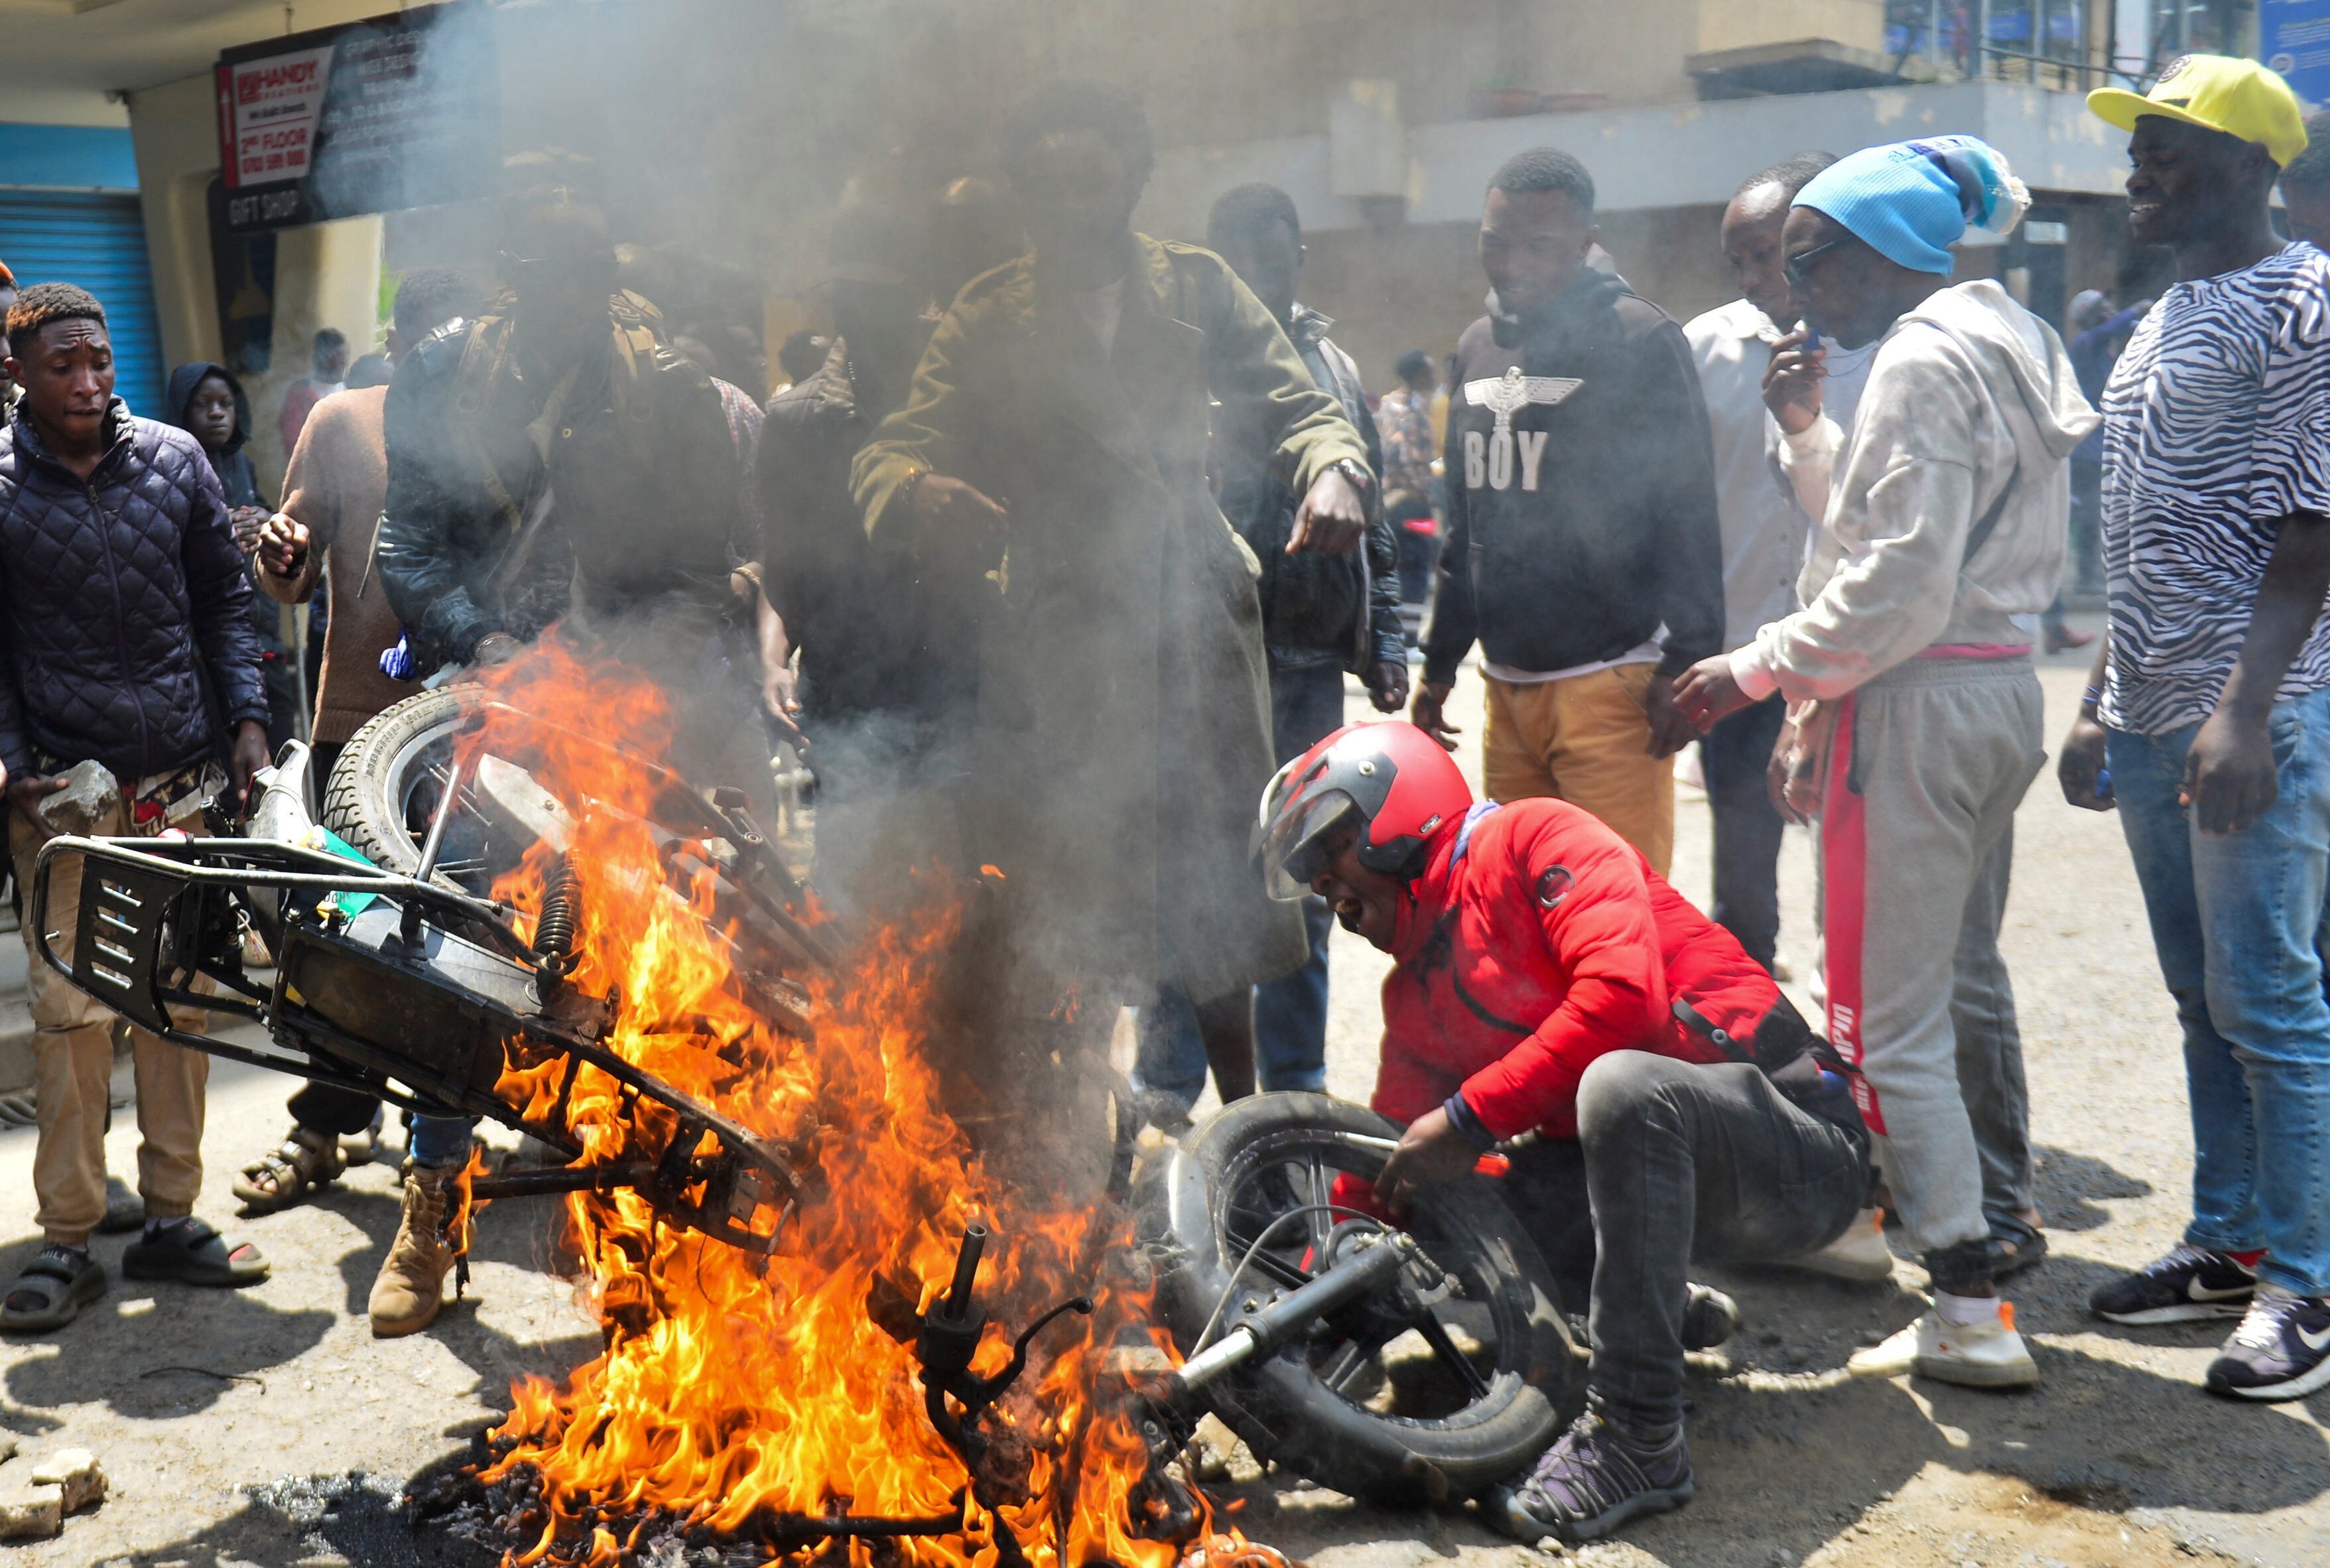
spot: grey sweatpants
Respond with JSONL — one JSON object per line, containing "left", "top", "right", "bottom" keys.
{"left": 1819, "top": 654, "right": 2042, "bottom": 1258}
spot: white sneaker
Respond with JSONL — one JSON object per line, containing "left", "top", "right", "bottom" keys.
{"left": 1848, "top": 1303, "right": 2037, "bottom": 1388}
{"left": 1783, "top": 1208, "right": 1896, "bottom": 1282}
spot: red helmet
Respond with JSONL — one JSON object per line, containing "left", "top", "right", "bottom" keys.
{"left": 1254, "top": 722, "right": 1474, "bottom": 900}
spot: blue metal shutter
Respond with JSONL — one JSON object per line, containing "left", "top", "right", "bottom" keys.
{"left": 0, "top": 191, "right": 167, "bottom": 419}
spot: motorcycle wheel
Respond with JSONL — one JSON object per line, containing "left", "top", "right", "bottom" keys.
{"left": 324, "top": 685, "right": 494, "bottom": 891}
{"left": 1135, "top": 1091, "right": 1579, "bottom": 1504}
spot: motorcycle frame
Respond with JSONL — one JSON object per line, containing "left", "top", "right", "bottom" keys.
{"left": 31, "top": 833, "right": 801, "bottom": 1254}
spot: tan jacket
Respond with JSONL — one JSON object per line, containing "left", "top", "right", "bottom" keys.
{"left": 852, "top": 235, "right": 1368, "bottom": 1008}
{"left": 259, "top": 387, "right": 405, "bottom": 746}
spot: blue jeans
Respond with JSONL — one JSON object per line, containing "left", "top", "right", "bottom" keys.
{"left": 1133, "top": 663, "right": 1344, "bottom": 1111}
{"left": 2108, "top": 689, "right": 2330, "bottom": 1296}
{"left": 409, "top": 1114, "right": 476, "bottom": 1170}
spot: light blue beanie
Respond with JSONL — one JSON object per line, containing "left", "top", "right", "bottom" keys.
{"left": 1793, "top": 135, "right": 2030, "bottom": 275}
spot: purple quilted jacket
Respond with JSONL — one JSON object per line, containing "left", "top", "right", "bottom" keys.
{"left": 0, "top": 401, "right": 269, "bottom": 782}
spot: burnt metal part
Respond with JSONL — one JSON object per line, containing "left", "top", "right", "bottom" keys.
{"left": 32, "top": 833, "right": 800, "bottom": 1255}
{"left": 914, "top": 1223, "right": 1097, "bottom": 1568}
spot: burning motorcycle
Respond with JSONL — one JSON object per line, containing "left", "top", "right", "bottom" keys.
{"left": 29, "top": 683, "right": 818, "bottom": 1254}
{"left": 32, "top": 680, "right": 1580, "bottom": 1551}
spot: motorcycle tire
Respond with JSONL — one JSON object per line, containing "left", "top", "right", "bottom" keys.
{"left": 324, "top": 684, "right": 486, "bottom": 885}
{"left": 1135, "top": 1091, "right": 1579, "bottom": 1504}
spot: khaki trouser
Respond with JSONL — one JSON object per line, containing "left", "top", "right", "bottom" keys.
{"left": 1481, "top": 663, "right": 1676, "bottom": 876}
{"left": 13, "top": 805, "right": 211, "bottom": 1248}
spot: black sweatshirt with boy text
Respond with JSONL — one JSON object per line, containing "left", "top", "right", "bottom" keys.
{"left": 1421, "top": 269, "right": 1724, "bottom": 686}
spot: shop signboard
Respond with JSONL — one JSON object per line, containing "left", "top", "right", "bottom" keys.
{"left": 216, "top": 2, "right": 499, "bottom": 233}
{"left": 2262, "top": 0, "right": 2330, "bottom": 109}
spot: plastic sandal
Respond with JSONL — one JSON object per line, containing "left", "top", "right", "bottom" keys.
{"left": 232, "top": 1127, "right": 346, "bottom": 1213}
{"left": 96, "top": 1175, "right": 145, "bottom": 1235}
{"left": 121, "top": 1219, "right": 270, "bottom": 1288}
{"left": 1, "top": 1246, "right": 106, "bottom": 1331}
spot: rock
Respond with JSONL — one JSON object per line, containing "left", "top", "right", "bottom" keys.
{"left": 29, "top": 1448, "right": 104, "bottom": 1513}
{"left": 37, "top": 759, "right": 122, "bottom": 838}
{"left": 1186, "top": 1412, "right": 1241, "bottom": 1483}
{"left": 0, "top": 1485, "right": 60, "bottom": 1540}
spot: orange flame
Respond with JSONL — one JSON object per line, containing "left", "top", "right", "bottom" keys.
{"left": 450, "top": 642, "right": 1184, "bottom": 1567}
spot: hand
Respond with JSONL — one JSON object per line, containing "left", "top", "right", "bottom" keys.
{"left": 1289, "top": 467, "right": 1366, "bottom": 555}
{"left": 473, "top": 632, "right": 523, "bottom": 667}
{"left": 906, "top": 472, "right": 1009, "bottom": 538}
{"left": 1766, "top": 716, "right": 1807, "bottom": 825}
{"left": 2058, "top": 711, "right": 2116, "bottom": 813}
{"left": 2183, "top": 706, "right": 2278, "bottom": 834}
{"left": 1410, "top": 680, "right": 1461, "bottom": 751}
{"left": 1643, "top": 671, "right": 1700, "bottom": 758}
{"left": 1670, "top": 653, "right": 1755, "bottom": 732}
{"left": 761, "top": 663, "right": 807, "bottom": 749}
{"left": 229, "top": 718, "right": 271, "bottom": 817}
{"left": 4, "top": 772, "right": 69, "bottom": 844}
{"left": 1762, "top": 328, "right": 1825, "bottom": 436}
{"left": 1374, "top": 1108, "right": 1483, "bottom": 1209}
{"left": 1366, "top": 658, "right": 1411, "bottom": 714}
{"left": 257, "top": 513, "right": 310, "bottom": 580}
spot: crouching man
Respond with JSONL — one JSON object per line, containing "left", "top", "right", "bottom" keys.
{"left": 1256, "top": 722, "right": 1875, "bottom": 1543}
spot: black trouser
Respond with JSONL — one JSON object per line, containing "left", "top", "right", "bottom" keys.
{"left": 2069, "top": 458, "right": 2103, "bottom": 596}
{"left": 1701, "top": 696, "right": 1787, "bottom": 970}
{"left": 1500, "top": 1053, "right": 1866, "bottom": 1431}
{"left": 287, "top": 1080, "right": 380, "bottom": 1138}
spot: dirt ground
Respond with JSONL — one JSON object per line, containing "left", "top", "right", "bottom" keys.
{"left": 0, "top": 623, "right": 2323, "bottom": 1567}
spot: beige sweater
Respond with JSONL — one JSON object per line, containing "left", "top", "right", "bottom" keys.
{"left": 1733, "top": 281, "right": 2097, "bottom": 701}
{"left": 258, "top": 387, "right": 405, "bottom": 746}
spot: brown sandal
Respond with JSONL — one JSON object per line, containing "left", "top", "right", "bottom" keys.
{"left": 231, "top": 1127, "right": 346, "bottom": 1213}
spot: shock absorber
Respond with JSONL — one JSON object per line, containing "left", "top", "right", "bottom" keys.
{"left": 534, "top": 852, "right": 582, "bottom": 980}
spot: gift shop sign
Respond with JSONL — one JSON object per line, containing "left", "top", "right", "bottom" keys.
{"left": 217, "top": 3, "right": 499, "bottom": 233}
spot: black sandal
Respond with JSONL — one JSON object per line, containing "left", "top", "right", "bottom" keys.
{"left": 121, "top": 1219, "right": 269, "bottom": 1288}
{"left": 1988, "top": 1213, "right": 2049, "bottom": 1278}
{"left": 1, "top": 1246, "right": 106, "bottom": 1331}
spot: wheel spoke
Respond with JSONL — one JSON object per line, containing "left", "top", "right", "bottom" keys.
{"left": 1220, "top": 1228, "right": 1314, "bottom": 1290}
{"left": 1305, "top": 1151, "right": 1332, "bottom": 1257}
{"left": 1412, "top": 1308, "right": 1492, "bottom": 1400}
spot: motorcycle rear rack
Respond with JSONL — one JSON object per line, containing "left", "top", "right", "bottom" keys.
{"left": 31, "top": 834, "right": 803, "bottom": 1254}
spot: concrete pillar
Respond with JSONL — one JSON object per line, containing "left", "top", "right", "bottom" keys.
{"left": 127, "top": 68, "right": 383, "bottom": 493}
{"left": 125, "top": 72, "right": 227, "bottom": 373}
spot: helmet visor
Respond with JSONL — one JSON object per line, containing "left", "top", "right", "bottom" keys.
{"left": 1259, "top": 788, "right": 1358, "bottom": 902}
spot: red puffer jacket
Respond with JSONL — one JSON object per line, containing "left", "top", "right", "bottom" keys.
{"left": 1372, "top": 797, "right": 1783, "bottom": 1141}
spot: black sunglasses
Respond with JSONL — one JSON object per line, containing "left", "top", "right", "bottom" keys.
{"left": 1783, "top": 237, "right": 1852, "bottom": 287}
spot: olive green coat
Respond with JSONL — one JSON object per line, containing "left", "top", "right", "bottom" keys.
{"left": 852, "top": 235, "right": 1368, "bottom": 1010}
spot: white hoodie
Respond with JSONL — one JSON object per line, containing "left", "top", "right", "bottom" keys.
{"left": 1732, "top": 279, "right": 2099, "bottom": 701}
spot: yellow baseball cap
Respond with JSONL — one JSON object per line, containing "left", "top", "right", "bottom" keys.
{"left": 2089, "top": 54, "right": 2309, "bottom": 167}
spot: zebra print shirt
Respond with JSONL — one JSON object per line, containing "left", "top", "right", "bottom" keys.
{"left": 2099, "top": 244, "right": 2330, "bottom": 736}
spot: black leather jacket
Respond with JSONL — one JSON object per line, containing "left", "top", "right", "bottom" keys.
{"left": 1213, "top": 304, "right": 1401, "bottom": 673}
{"left": 375, "top": 302, "right": 742, "bottom": 671}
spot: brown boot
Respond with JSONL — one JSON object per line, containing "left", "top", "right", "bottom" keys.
{"left": 369, "top": 1163, "right": 458, "bottom": 1337}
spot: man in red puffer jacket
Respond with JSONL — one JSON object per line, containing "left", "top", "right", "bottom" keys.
{"left": 1258, "top": 722, "right": 1878, "bottom": 1546}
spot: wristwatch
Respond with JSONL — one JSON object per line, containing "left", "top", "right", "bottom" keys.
{"left": 1329, "top": 458, "right": 1375, "bottom": 500}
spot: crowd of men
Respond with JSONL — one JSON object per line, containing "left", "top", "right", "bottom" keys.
{"left": 0, "top": 52, "right": 2327, "bottom": 1549}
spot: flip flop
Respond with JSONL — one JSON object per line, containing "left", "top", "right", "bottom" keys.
{"left": 1, "top": 1246, "right": 107, "bottom": 1331}
{"left": 121, "top": 1219, "right": 270, "bottom": 1288}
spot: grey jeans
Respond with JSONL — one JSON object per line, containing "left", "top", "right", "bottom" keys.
{"left": 1502, "top": 1052, "right": 1868, "bottom": 1431}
